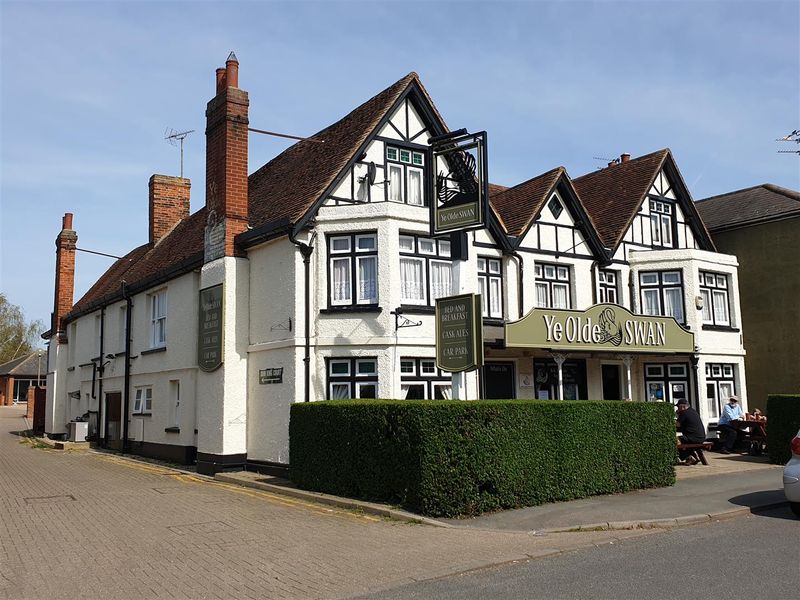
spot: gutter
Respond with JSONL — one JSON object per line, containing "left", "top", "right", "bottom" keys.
{"left": 288, "top": 226, "right": 316, "bottom": 403}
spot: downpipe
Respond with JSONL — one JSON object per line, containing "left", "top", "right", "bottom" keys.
{"left": 289, "top": 228, "right": 316, "bottom": 403}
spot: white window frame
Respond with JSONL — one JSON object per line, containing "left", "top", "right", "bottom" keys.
{"left": 133, "top": 386, "right": 153, "bottom": 414}
{"left": 388, "top": 164, "right": 404, "bottom": 202}
{"left": 407, "top": 166, "right": 424, "bottom": 206}
{"left": 150, "top": 289, "right": 167, "bottom": 349}
{"left": 400, "top": 256, "right": 427, "bottom": 305}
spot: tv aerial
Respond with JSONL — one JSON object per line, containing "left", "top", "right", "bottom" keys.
{"left": 593, "top": 156, "right": 620, "bottom": 169}
{"left": 164, "top": 128, "right": 195, "bottom": 177}
{"left": 776, "top": 129, "right": 800, "bottom": 155}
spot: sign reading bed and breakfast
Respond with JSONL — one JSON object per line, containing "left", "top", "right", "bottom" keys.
{"left": 505, "top": 303, "right": 694, "bottom": 353}
{"left": 435, "top": 293, "right": 484, "bottom": 372}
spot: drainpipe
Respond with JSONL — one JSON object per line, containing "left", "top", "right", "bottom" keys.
{"left": 97, "top": 306, "right": 105, "bottom": 443}
{"left": 289, "top": 228, "right": 316, "bottom": 403}
{"left": 508, "top": 250, "right": 524, "bottom": 318}
{"left": 122, "top": 282, "right": 132, "bottom": 451}
{"left": 628, "top": 270, "right": 638, "bottom": 313}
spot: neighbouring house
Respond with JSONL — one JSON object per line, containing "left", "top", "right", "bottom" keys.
{"left": 43, "top": 54, "right": 747, "bottom": 474}
{"left": 696, "top": 183, "right": 800, "bottom": 412}
{"left": 0, "top": 352, "right": 46, "bottom": 406}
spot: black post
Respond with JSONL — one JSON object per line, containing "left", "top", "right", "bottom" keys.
{"left": 122, "top": 287, "right": 132, "bottom": 452}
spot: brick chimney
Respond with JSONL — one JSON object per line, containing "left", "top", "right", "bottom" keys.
{"left": 52, "top": 213, "right": 77, "bottom": 338}
{"left": 205, "top": 52, "right": 249, "bottom": 259}
{"left": 149, "top": 175, "right": 190, "bottom": 244}
{"left": 620, "top": 153, "right": 631, "bottom": 163}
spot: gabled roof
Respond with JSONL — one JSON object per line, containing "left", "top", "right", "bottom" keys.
{"left": 695, "top": 183, "right": 800, "bottom": 231}
{"left": 0, "top": 352, "right": 44, "bottom": 377}
{"left": 572, "top": 149, "right": 669, "bottom": 249}
{"left": 490, "top": 167, "right": 564, "bottom": 237}
{"left": 247, "top": 72, "right": 428, "bottom": 233}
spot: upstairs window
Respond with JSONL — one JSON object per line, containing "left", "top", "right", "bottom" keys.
{"left": 399, "top": 234, "right": 452, "bottom": 306}
{"left": 477, "top": 257, "right": 503, "bottom": 318}
{"left": 547, "top": 194, "right": 563, "bottom": 219}
{"left": 386, "top": 146, "right": 426, "bottom": 206}
{"left": 598, "top": 269, "right": 619, "bottom": 304}
{"left": 649, "top": 200, "right": 674, "bottom": 247}
{"left": 534, "top": 263, "right": 571, "bottom": 309}
{"left": 639, "top": 270, "right": 684, "bottom": 323}
{"left": 329, "top": 233, "right": 378, "bottom": 307}
{"left": 700, "top": 271, "right": 731, "bottom": 326}
{"left": 150, "top": 290, "right": 167, "bottom": 348}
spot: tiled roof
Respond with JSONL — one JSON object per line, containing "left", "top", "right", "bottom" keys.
{"left": 0, "top": 352, "right": 44, "bottom": 377}
{"left": 572, "top": 149, "right": 669, "bottom": 248}
{"left": 248, "top": 72, "right": 428, "bottom": 230}
{"left": 66, "top": 209, "right": 206, "bottom": 321}
{"left": 489, "top": 168, "right": 564, "bottom": 236}
{"left": 695, "top": 184, "right": 800, "bottom": 231}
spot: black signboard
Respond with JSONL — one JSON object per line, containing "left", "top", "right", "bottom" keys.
{"left": 429, "top": 130, "right": 489, "bottom": 235}
{"left": 198, "top": 285, "right": 223, "bottom": 372}
{"left": 259, "top": 368, "right": 283, "bottom": 384}
{"left": 435, "top": 293, "right": 484, "bottom": 372}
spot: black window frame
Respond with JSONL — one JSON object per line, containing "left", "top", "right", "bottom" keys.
{"left": 534, "top": 262, "right": 571, "bottom": 309}
{"left": 699, "top": 270, "right": 731, "bottom": 327}
{"left": 639, "top": 270, "right": 686, "bottom": 324}
{"left": 326, "top": 357, "right": 378, "bottom": 400}
{"left": 648, "top": 197, "right": 677, "bottom": 248}
{"left": 327, "top": 232, "right": 379, "bottom": 309}
{"left": 398, "top": 233, "right": 453, "bottom": 308}
{"left": 598, "top": 269, "right": 619, "bottom": 305}
{"left": 399, "top": 357, "right": 452, "bottom": 399}
{"left": 477, "top": 256, "right": 504, "bottom": 319}
{"left": 644, "top": 362, "right": 691, "bottom": 406}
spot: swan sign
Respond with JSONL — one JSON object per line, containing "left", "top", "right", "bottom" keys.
{"left": 505, "top": 304, "right": 695, "bottom": 354}
{"left": 429, "top": 130, "right": 488, "bottom": 235}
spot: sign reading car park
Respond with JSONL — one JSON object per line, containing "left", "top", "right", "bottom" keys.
{"left": 505, "top": 303, "right": 695, "bottom": 354}
{"left": 435, "top": 293, "right": 484, "bottom": 372}
{"left": 429, "top": 130, "right": 489, "bottom": 235}
{"left": 198, "top": 284, "right": 224, "bottom": 372}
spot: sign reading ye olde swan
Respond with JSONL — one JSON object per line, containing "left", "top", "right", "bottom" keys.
{"left": 198, "top": 284, "right": 223, "bottom": 372}
{"left": 505, "top": 303, "right": 695, "bottom": 354}
{"left": 436, "top": 293, "right": 484, "bottom": 372}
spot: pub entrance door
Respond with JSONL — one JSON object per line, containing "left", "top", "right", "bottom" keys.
{"left": 105, "top": 392, "right": 123, "bottom": 450}
{"left": 483, "top": 362, "right": 516, "bottom": 399}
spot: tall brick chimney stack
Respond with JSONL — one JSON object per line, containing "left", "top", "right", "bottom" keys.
{"left": 205, "top": 51, "right": 249, "bottom": 259}
{"left": 52, "top": 213, "right": 77, "bottom": 338}
{"left": 149, "top": 175, "right": 190, "bottom": 244}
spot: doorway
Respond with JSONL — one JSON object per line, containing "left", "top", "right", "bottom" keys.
{"left": 483, "top": 362, "right": 515, "bottom": 399}
{"left": 105, "top": 392, "right": 122, "bottom": 450}
{"left": 601, "top": 364, "right": 622, "bottom": 400}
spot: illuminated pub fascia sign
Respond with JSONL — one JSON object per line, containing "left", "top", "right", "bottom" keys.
{"left": 505, "top": 304, "right": 695, "bottom": 354}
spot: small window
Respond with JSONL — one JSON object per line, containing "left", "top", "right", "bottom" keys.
{"left": 399, "top": 149, "right": 411, "bottom": 163}
{"left": 412, "top": 152, "right": 424, "bottom": 166}
{"left": 356, "top": 359, "right": 377, "bottom": 375}
{"left": 330, "top": 382, "right": 351, "bottom": 400}
{"left": 544, "top": 265, "right": 555, "bottom": 279}
{"left": 547, "top": 195, "right": 563, "bottom": 219}
{"left": 556, "top": 266, "right": 568, "bottom": 281}
{"left": 640, "top": 273, "right": 658, "bottom": 285}
{"left": 489, "top": 260, "right": 501, "bottom": 274}
{"left": 477, "top": 258, "right": 486, "bottom": 271}
{"left": 356, "top": 235, "right": 376, "bottom": 251}
{"left": 330, "top": 361, "right": 350, "bottom": 376}
{"left": 357, "top": 382, "right": 377, "bottom": 399}
{"left": 400, "top": 360, "right": 415, "bottom": 375}
{"left": 331, "top": 237, "right": 351, "bottom": 253}
{"left": 399, "top": 236, "right": 414, "bottom": 252}
{"left": 662, "top": 271, "right": 681, "bottom": 284}
{"left": 646, "top": 365, "right": 664, "bottom": 377}
{"left": 133, "top": 386, "right": 153, "bottom": 414}
{"left": 421, "top": 360, "right": 436, "bottom": 374}
{"left": 722, "top": 365, "right": 733, "bottom": 377}
{"left": 386, "top": 147, "right": 398, "bottom": 161}
{"left": 668, "top": 364, "right": 687, "bottom": 377}
{"left": 711, "top": 365, "right": 722, "bottom": 377}
{"left": 438, "top": 240, "right": 451, "bottom": 257}
{"left": 418, "top": 238, "right": 435, "bottom": 254}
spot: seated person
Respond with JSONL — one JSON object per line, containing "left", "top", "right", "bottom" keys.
{"left": 717, "top": 395, "right": 744, "bottom": 454}
{"left": 676, "top": 399, "right": 706, "bottom": 464}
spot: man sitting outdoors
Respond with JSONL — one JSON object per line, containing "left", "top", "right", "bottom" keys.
{"left": 676, "top": 399, "right": 706, "bottom": 464}
{"left": 717, "top": 395, "right": 745, "bottom": 454}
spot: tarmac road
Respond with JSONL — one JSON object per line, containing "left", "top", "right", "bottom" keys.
{"left": 353, "top": 505, "right": 800, "bottom": 599}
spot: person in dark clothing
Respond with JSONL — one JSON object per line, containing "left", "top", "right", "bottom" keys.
{"left": 675, "top": 399, "right": 706, "bottom": 464}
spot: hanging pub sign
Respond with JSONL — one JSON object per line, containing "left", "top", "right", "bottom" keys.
{"left": 435, "top": 293, "right": 484, "bottom": 372}
{"left": 198, "top": 284, "right": 224, "bottom": 372}
{"left": 428, "top": 129, "right": 489, "bottom": 235}
{"left": 505, "top": 303, "right": 695, "bottom": 354}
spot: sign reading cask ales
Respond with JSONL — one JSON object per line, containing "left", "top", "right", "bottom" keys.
{"left": 198, "top": 284, "right": 223, "bottom": 372}
{"left": 429, "top": 130, "right": 489, "bottom": 235}
{"left": 436, "top": 293, "right": 484, "bottom": 372}
{"left": 505, "top": 303, "right": 695, "bottom": 354}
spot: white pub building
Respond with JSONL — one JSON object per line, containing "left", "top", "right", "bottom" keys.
{"left": 44, "top": 55, "right": 747, "bottom": 474}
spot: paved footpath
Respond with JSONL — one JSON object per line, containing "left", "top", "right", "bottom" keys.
{"left": 0, "top": 407, "right": 655, "bottom": 600}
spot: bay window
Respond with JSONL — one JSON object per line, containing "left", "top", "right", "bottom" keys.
{"left": 700, "top": 271, "right": 731, "bottom": 326}
{"left": 477, "top": 257, "right": 503, "bottom": 318}
{"left": 399, "top": 234, "right": 452, "bottom": 306}
{"left": 327, "top": 358, "right": 378, "bottom": 400}
{"left": 329, "top": 233, "right": 378, "bottom": 307}
{"left": 639, "top": 270, "right": 684, "bottom": 323}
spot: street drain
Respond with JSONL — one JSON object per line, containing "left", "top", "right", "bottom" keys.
{"left": 24, "top": 494, "right": 76, "bottom": 504}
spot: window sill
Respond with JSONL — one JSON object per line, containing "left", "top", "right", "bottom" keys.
{"left": 701, "top": 325, "right": 740, "bottom": 332}
{"left": 482, "top": 318, "right": 505, "bottom": 327}
{"left": 399, "top": 305, "right": 435, "bottom": 314}
{"left": 141, "top": 347, "right": 166, "bottom": 355}
{"left": 133, "top": 413, "right": 152, "bottom": 417}
{"left": 321, "top": 305, "right": 382, "bottom": 314}
{"left": 164, "top": 426, "right": 180, "bottom": 433}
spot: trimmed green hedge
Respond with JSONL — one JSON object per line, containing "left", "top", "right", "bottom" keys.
{"left": 289, "top": 400, "right": 677, "bottom": 517}
{"left": 767, "top": 394, "right": 800, "bottom": 464}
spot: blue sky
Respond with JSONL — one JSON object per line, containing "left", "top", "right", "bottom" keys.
{"left": 1, "top": 0, "right": 798, "bottom": 329}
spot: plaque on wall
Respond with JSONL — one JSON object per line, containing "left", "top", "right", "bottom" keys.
{"left": 198, "top": 285, "right": 223, "bottom": 372}
{"left": 259, "top": 368, "right": 283, "bottom": 384}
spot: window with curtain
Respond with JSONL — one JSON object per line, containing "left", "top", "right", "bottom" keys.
{"left": 328, "top": 233, "right": 378, "bottom": 307}
{"left": 327, "top": 358, "right": 378, "bottom": 400}
{"left": 150, "top": 289, "right": 167, "bottom": 348}
{"left": 534, "top": 263, "right": 571, "bottom": 309}
{"left": 649, "top": 200, "right": 674, "bottom": 247}
{"left": 477, "top": 257, "right": 503, "bottom": 318}
{"left": 386, "top": 146, "right": 427, "bottom": 206}
{"left": 399, "top": 234, "right": 452, "bottom": 307}
{"left": 638, "top": 270, "right": 684, "bottom": 323}
{"left": 400, "top": 358, "right": 452, "bottom": 399}
{"left": 699, "top": 271, "right": 731, "bottom": 326}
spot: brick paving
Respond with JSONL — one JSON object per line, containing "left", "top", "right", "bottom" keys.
{"left": 0, "top": 406, "right": 654, "bottom": 599}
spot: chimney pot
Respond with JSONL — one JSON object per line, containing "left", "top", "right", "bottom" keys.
{"left": 621, "top": 153, "right": 631, "bottom": 163}
{"left": 225, "top": 52, "right": 239, "bottom": 89}
{"left": 215, "top": 68, "right": 227, "bottom": 95}
{"left": 62, "top": 213, "right": 73, "bottom": 230}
